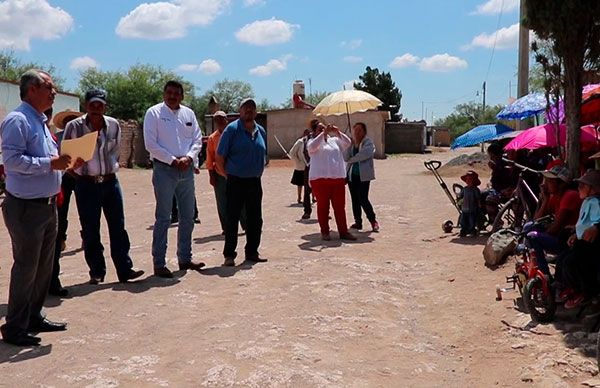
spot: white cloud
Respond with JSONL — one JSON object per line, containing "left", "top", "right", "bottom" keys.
{"left": 199, "top": 59, "right": 222, "bottom": 74}
{"left": 343, "top": 56, "right": 363, "bottom": 63}
{"left": 341, "top": 39, "right": 362, "bottom": 50}
{"left": 465, "top": 23, "right": 519, "bottom": 50}
{"left": 70, "top": 56, "right": 100, "bottom": 71}
{"left": 176, "top": 59, "right": 222, "bottom": 74}
{"left": 471, "top": 0, "right": 518, "bottom": 15}
{"left": 235, "top": 18, "right": 297, "bottom": 46}
{"left": 0, "top": 0, "right": 73, "bottom": 50}
{"left": 390, "top": 53, "right": 420, "bottom": 69}
{"left": 243, "top": 0, "right": 265, "bottom": 6}
{"left": 116, "top": 0, "right": 230, "bottom": 40}
{"left": 249, "top": 55, "right": 292, "bottom": 76}
{"left": 419, "top": 54, "right": 468, "bottom": 72}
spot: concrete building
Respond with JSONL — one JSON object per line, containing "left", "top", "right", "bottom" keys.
{"left": 0, "top": 78, "right": 80, "bottom": 122}
{"left": 265, "top": 108, "right": 389, "bottom": 159}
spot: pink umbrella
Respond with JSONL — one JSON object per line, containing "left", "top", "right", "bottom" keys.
{"left": 504, "top": 123, "right": 599, "bottom": 150}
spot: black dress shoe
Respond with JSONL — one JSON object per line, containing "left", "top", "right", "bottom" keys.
{"left": 3, "top": 333, "right": 41, "bottom": 346}
{"left": 89, "top": 275, "right": 105, "bottom": 285}
{"left": 154, "top": 266, "right": 173, "bottom": 278}
{"left": 48, "top": 287, "right": 69, "bottom": 297}
{"left": 118, "top": 269, "right": 145, "bottom": 283}
{"left": 245, "top": 255, "right": 268, "bottom": 263}
{"left": 179, "top": 261, "right": 205, "bottom": 271}
{"left": 28, "top": 318, "right": 67, "bottom": 333}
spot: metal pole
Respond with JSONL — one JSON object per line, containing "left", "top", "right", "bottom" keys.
{"left": 516, "top": 0, "right": 530, "bottom": 130}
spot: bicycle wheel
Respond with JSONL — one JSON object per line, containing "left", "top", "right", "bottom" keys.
{"left": 522, "top": 277, "right": 556, "bottom": 323}
{"left": 491, "top": 197, "right": 518, "bottom": 232}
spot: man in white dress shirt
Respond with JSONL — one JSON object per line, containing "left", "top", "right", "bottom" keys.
{"left": 144, "top": 80, "right": 204, "bottom": 278}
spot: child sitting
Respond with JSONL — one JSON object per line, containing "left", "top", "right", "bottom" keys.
{"left": 557, "top": 169, "right": 600, "bottom": 309}
{"left": 459, "top": 170, "right": 481, "bottom": 237}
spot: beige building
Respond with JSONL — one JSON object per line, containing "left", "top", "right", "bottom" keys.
{"left": 265, "top": 108, "right": 389, "bottom": 159}
{"left": 0, "top": 78, "right": 80, "bottom": 123}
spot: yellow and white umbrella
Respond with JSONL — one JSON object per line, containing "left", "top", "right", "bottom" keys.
{"left": 312, "top": 90, "right": 383, "bottom": 117}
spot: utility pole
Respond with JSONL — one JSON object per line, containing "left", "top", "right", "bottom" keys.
{"left": 421, "top": 101, "right": 424, "bottom": 120}
{"left": 482, "top": 81, "right": 487, "bottom": 120}
{"left": 517, "top": 0, "right": 529, "bottom": 129}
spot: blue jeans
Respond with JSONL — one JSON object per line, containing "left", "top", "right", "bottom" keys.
{"left": 74, "top": 177, "right": 133, "bottom": 279}
{"left": 525, "top": 225, "right": 565, "bottom": 275}
{"left": 151, "top": 162, "right": 195, "bottom": 268}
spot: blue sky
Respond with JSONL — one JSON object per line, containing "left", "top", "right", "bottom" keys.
{"left": 0, "top": 0, "right": 525, "bottom": 121}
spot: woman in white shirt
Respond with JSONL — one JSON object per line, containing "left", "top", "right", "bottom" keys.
{"left": 306, "top": 123, "right": 356, "bottom": 241}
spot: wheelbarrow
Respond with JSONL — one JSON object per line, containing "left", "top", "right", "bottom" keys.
{"left": 424, "top": 160, "right": 464, "bottom": 233}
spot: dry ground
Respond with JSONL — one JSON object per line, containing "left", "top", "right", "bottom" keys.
{"left": 0, "top": 150, "right": 599, "bottom": 387}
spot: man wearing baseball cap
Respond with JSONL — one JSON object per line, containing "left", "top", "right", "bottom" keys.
{"left": 526, "top": 163, "right": 582, "bottom": 276}
{"left": 215, "top": 98, "right": 267, "bottom": 266}
{"left": 64, "top": 89, "right": 144, "bottom": 284}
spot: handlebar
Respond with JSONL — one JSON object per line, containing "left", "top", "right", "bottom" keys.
{"left": 501, "top": 158, "right": 542, "bottom": 175}
{"left": 424, "top": 160, "right": 442, "bottom": 171}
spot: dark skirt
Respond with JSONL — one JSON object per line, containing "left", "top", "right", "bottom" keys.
{"left": 290, "top": 169, "right": 305, "bottom": 186}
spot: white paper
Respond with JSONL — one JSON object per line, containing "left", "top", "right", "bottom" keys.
{"left": 60, "top": 131, "right": 98, "bottom": 168}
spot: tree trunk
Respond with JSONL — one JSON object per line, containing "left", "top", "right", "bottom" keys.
{"left": 563, "top": 51, "right": 584, "bottom": 178}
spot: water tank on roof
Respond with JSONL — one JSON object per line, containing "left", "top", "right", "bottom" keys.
{"left": 293, "top": 80, "right": 305, "bottom": 99}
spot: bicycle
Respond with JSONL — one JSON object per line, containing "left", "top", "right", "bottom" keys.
{"left": 491, "top": 159, "right": 540, "bottom": 233}
{"left": 504, "top": 215, "right": 556, "bottom": 323}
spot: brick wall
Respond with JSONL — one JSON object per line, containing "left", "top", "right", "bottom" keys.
{"left": 118, "top": 119, "right": 149, "bottom": 167}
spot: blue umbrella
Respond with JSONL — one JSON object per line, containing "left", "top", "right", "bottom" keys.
{"left": 496, "top": 92, "right": 547, "bottom": 120}
{"left": 451, "top": 123, "right": 514, "bottom": 149}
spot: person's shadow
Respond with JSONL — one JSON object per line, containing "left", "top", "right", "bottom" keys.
{"left": 298, "top": 232, "right": 374, "bottom": 252}
{"left": 194, "top": 233, "right": 224, "bottom": 244}
{"left": 200, "top": 261, "right": 257, "bottom": 278}
{"left": 0, "top": 343, "right": 52, "bottom": 364}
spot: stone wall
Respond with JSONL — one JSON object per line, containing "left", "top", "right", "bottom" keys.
{"left": 118, "top": 119, "right": 149, "bottom": 167}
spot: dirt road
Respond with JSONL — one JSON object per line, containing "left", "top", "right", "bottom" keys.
{"left": 0, "top": 151, "right": 598, "bottom": 387}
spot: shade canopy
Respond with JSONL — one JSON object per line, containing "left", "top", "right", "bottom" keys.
{"left": 496, "top": 92, "right": 547, "bottom": 120}
{"left": 451, "top": 123, "right": 514, "bottom": 149}
{"left": 504, "top": 123, "right": 599, "bottom": 150}
{"left": 312, "top": 90, "right": 383, "bottom": 116}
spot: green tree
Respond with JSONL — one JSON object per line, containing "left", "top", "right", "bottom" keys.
{"left": 353, "top": 66, "right": 402, "bottom": 120}
{"left": 525, "top": 0, "right": 600, "bottom": 175}
{"left": 201, "top": 79, "right": 254, "bottom": 115}
{"left": 78, "top": 64, "right": 194, "bottom": 122}
{"left": 0, "top": 50, "right": 66, "bottom": 90}
{"left": 435, "top": 102, "right": 505, "bottom": 140}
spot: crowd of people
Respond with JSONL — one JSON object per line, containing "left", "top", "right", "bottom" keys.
{"left": 458, "top": 140, "right": 600, "bottom": 310}
{"left": 0, "top": 69, "right": 379, "bottom": 347}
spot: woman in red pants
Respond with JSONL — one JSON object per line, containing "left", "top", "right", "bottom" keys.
{"left": 306, "top": 122, "right": 356, "bottom": 241}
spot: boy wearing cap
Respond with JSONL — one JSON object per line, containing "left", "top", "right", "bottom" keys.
{"left": 216, "top": 98, "right": 267, "bottom": 266}
{"left": 526, "top": 164, "right": 582, "bottom": 276}
{"left": 144, "top": 80, "right": 204, "bottom": 278}
{"left": 64, "top": 89, "right": 144, "bottom": 284}
{"left": 459, "top": 170, "right": 481, "bottom": 237}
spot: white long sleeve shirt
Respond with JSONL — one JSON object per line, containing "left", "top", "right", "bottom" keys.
{"left": 306, "top": 131, "right": 351, "bottom": 180}
{"left": 143, "top": 102, "right": 202, "bottom": 165}
{"left": 289, "top": 137, "right": 307, "bottom": 171}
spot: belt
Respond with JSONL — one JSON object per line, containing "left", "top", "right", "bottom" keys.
{"left": 77, "top": 174, "right": 116, "bottom": 184}
{"left": 6, "top": 191, "right": 56, "bottom": 205}
{"left": 153, "top": 158, "right": 175, "bottom": 168}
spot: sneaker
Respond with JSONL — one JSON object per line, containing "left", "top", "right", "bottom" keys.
{"left": 371, "top": 221, "right": 380, "bottom": 232}
{"left": 350, "top": 223, "right": 362, "bottom": 230}
{"left": 565, "top": 293, "right": 585, "bottom": 309}
{"left": 154, "top": 266, "right": 173, "bottom": 278}
{"left": 340, "top": 232, "right": 357, "bottom": 241}
{"left": 222, "top": 257, "right": 235, "bottom": 267}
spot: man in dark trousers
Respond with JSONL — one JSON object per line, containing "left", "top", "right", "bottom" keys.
{"left": 216, "top": 98, "right": 268, "bottom": 266}
{"left": 64, "top": 89, "right": 144, "bottom": 284}
{"left": 0, "top": 69, "right": 78, "bottom": 346}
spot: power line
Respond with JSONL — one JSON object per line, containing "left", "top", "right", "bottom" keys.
{"left": 484, "top": 0, "right": 505, "bottom": 83}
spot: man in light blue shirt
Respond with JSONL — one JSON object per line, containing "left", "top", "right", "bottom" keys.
{"left": 0, "top": 69, "right": 76, "bottom": 347}
{"left": 216, "top": 98, "right": 268, "bottom": 266}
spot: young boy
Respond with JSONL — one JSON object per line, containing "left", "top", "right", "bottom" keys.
{"left": 460, "top": 170, "right": 481, "bottom": 237}
{"left": 558, "top": 169, "right": 600, "bottom": 308}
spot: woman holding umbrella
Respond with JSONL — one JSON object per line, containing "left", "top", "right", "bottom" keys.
{"left": 306, "top": 122, "right": 357, "bottom": 241}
